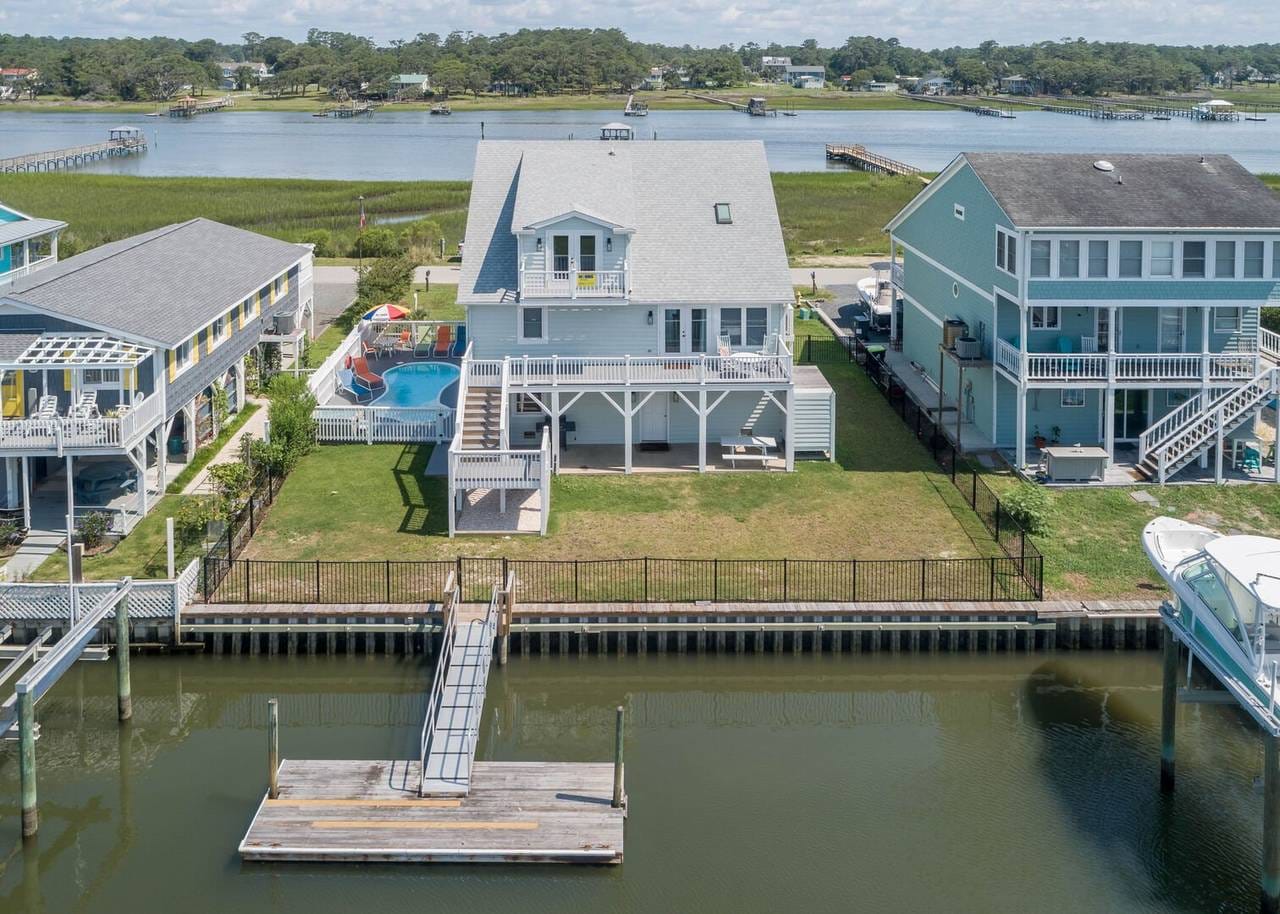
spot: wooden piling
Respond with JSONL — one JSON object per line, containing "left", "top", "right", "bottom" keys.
{"left": 1161, "top": 630, "right": 1178, "bottom": 793}
{"left": 268, "top": 698, "right": 280, "bottom": 800}
{"left": 18, "top": 689, "right": 37, "bottom": 836}
{"left": 115, "top": 585, "right": 132, "bottom": 721}
{"left": 612, "top": 705, "right": 625, "bottom": 809}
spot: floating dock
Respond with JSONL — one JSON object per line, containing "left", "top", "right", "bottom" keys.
{"left": 825, "top": 143, "right": 921, "bottom": 177}
{"left": 240, "top": 759, "right": 624, "bottom": 863}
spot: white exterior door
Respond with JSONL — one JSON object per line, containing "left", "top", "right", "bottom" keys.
{"left": 662, "top": 308, "right": 709, "bottom": 355}
{"left": 638, "top": 396, "right": 668, "bottom": 443}
{"left": 1159, "top": 309, "right": 1185, "bottom": 353}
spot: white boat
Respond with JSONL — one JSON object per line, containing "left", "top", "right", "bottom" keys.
{"left": 858, "top": 261, "right": 895, "bottom": 330}
{"left": 1143, "top": 517, "right": 1280, "bottom": 733}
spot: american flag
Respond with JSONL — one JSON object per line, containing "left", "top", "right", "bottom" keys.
{"left": 359, "top": 199, "right": 366, "bottom": 229}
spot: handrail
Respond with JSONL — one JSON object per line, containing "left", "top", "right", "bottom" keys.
{"left": 498, "top": 359, "right": 511, "bottom": 449}
{"left": 1264, "top": 328, "right": 1280, "bottom": 364}
{"left": 1138, "top": 391, "right": 1206, "bottom": 461}
{"left": 418, "top": 572, "right": 459, "bottom": 796}
{"left": 1149, "top": 365, "right": 1279, "bottom": 480}
{"left": 449, "top": 344, "right": 473, "bottom": 457}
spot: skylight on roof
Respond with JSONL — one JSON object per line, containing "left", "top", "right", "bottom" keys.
{"left": 714, "top": 203, "right": 732, "bottom": 224}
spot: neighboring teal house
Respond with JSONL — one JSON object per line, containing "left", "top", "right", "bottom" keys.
{"left": 885, "top": 153, "right": 1280, "bottom": 484}
{"left": 0, "top": 203, "right": 65, "bottom": 286}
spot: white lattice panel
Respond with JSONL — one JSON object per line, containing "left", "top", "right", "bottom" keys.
{"left": 0, "top": 580, "right": 178, "bottom": 620}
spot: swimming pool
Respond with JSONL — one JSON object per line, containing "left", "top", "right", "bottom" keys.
{"left": 371, "top": 362, "right": 460, "bottom": 408}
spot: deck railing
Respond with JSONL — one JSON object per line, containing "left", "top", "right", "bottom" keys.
{"left": 0, "top": 391, "right": 165, "bottom": 453}
{"left": 519, "top": 257, "right": 628, "bottom": 299}
{"left": 313, "top": 406, "right": 454, "bottom": 443}
{"left": 1264, "top": 328, "right": 1280, "bottom": 364}
{"left": 0, "top": 255, "right": 55, "bottom": 286}
{"left": 504, "top": 351, "right": 791, "bottom": 387}
{"left": 995, "top": 342, "right": 1259, "bottom": 383}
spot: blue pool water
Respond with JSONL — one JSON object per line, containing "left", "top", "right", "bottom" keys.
{"left": 371, "top": 362, "right": 460, "bottom": 408}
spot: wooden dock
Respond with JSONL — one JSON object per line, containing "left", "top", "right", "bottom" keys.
{"left": 825, "top": 143, "right": 921, "bottom": 178}
{"left": 317, "top": 101, "right": 376, "bottom": 118}
{"left": 168, "top": 95, "right": 234, "bottom": 117}
{"left": 240, "top": 759, "right": 624, "bottom": 863}
{"left": 0, "top": 131, "right": 146, "bottom": 173}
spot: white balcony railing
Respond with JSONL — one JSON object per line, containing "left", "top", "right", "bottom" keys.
{"left": 1264, "top": 328, "right": 1280, "bottom": 364}
{"left": 994, "top": 341, "right": 1260, "bottom": 383}
{"left": 519, "top": 256, "right": 628, "bottom": 300}
{"left": 0, "top": 391, "right": 166, "bottom": 454}
{"left": 0, "top": 255, "right": 55, "bottom": 287}
{"left": 504, "top": 351, "right": 791, "bottom": 387}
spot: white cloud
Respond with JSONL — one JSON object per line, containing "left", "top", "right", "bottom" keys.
{"left": 5, "top": 0, "right": 1276, "bottom": 48}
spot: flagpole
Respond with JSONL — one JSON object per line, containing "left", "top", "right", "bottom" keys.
{"left": 357, "top": 194, "right": 366, "bottom": 272}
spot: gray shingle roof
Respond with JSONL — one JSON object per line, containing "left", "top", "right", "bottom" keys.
{"left": 0, "top": 217, "right": 66, "bottom": 246}
{"left": 963, "top": 153, "right": 1280, "bottom": 229}
{"left": 2, "top": 219, "right": 308, "bottom": 347}
{"left": 460, "top": 140, "right": 793, "bottom": 305}
{"left": 0, "top": 332, "right": 39, "bottom": 362}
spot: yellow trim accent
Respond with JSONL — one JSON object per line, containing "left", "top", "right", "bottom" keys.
{"left": 206, "top": 325, "right": 215, "bottom": 355}
{"left": 1, "top": 369, "right": 23, "bottom": 418}
{"left": 64, "top": 369, "right": 72, "bottom": 390}
{"left": 191, "top": 334, "right": 200, "bottom": 366}
{"left": 168, "top": 350, "right": 176, "bottom": 382}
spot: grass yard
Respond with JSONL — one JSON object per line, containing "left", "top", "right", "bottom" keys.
{"left": 242, "top": 331, "right": 993, "bottom": 563}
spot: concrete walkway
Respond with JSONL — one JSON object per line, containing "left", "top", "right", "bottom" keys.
{"left": 181, "top": 398, "right": 271, "bottom": 495}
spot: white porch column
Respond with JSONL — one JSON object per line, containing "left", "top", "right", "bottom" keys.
{"left": 784, "top": 387, "right": 795, "bottom": 472}
{"left": 236, "top": 355, "right": 247, "bottom": 411}
{"left": 1215, "top": 414, "right": 1225, "bottom": 484}
{"left": 1200, "top": 306, "right": 1212, "bottom": 470}
{"left": 623, "top": 393, "right": 633, "bottom": 475}
{"left": 155, "top": 426, "right": 168, "bottom": 488}
{"left": 21, "top": 458, "right": 30, "bottom": 529}
{"left": 50, "top": 233, "right": 59, "bottom": 262}
{"left": 1015, "top": 386, "right": 1027, "bottom": 471}
{"left": 550, "top": 391, "right": 560, "bottom": 473}
{"left": 3, "top": 458, "right": 17, "bottom": 509}
{"left": 1104, "top": 386, "right": 1116, "bottom": 465}
{"left": 64, "top": 455, "right": 74, "bottom": 543}
{"left": 697, "top": 390, "right": 707, "bottom": 473}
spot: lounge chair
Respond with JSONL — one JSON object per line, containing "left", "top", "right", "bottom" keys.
{"left": 451, "top": 324, "right": 467, "bottom": 357}
{"left": 337, "top": 368, "right": 373, "bottom": 402}
{"left": 35, "top": 395, "right": 58, "bottom": 419}
{"left": 361, "top": 339, "right": 381, "bottom": 361}
{"left": 352, "top": 356, "right": 385, "bottom": 391}
{"left": 391, "top": 330, "right": 412, "bottom": 355}
{"left": 432, "top": 325, "right": 453, "bottom": 358}
{"left": 413, "top": 326, "right": 437, "bottom": 359}
{"left": 70, "top": 391, "right": 98, "bottom": 419}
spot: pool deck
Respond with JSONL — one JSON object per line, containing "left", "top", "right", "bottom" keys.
{"left": 325, "top": 354, "right": 460, "bottom": 407}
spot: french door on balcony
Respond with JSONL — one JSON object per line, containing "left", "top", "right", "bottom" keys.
{"left": 550, "top": 233, "right": 599, "bottom": 278}
{"left": 662, "top": 308, "right": 709, "bottom": 355}
{"left": 1113, "top": 389, "right": 1149, "bottom": 442}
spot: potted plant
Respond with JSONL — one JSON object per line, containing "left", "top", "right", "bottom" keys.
{"left": 1050, "top": 425, "right": 1062, "bottom": 446}
{"left": 1032, "top": 425, "right": 1047, "bottom": 449}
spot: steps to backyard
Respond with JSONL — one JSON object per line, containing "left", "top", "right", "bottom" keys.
{"left": 461, "top": 388, "right": 502, "bottom": 449}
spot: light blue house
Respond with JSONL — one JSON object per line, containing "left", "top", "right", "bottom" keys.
{"left": 885, "top": 153, "right": 1280, "bottom": 483}
{"left": 450, "top": 138, "right": 836, "bottom": 531}
{"left": 0, "top": 203, "right": 65, "bottom": 287}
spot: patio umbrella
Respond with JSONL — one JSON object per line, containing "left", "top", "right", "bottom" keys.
{"left": 362, "top": 303, "right": 410, "bottom": 322}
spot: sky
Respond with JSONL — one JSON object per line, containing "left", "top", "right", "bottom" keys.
{"left": 0, "top": 0, "right": 1275, "bottom": 50}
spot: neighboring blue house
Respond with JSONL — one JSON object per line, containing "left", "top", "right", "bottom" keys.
{"left": 885, "top": 153, "right": 1280, "bottom": 483}
{"left": 450, "top": 137, "right": 836, "bottom": 532}
{"left": 0, "top": 214, "right": 313, "bottom": 534}
{"left": 0, "top": 203, "right": 65, "bottom": 287}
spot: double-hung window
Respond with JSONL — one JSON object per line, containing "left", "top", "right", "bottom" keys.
{"left": 719, "top": 308, "right": 743, "bottom": 346}
{"left": 1244, "top": 241, "right": 1265, "bottom": 278}
{"left": 1087, "top": 240, "right": 1109, "bottom": 278}
{"left": 1151, "top": 241, "right": 1174, "bottom": 276}
{"left": 1029, "top": 240, "right": 1051, "bottom": 278}
{"left": 995, "top": 229, "right": 1017, "bottom": 275}
{"left": 1030, "top": 306, "right": 1059, "bottom": 330}
{"left": 1057, "top": 240, "right": 1080, "bottom": 278}
{"left": 1274, "top": 241, "right": 1280, "bottom": 280}
{"left": 173, "top": 339, "right": 193, "bottom": 375}
{"left": 745, "top": 308, "right": 768, "bottom": 348}
{"left": 1213, "top": 307, "right": 1241, "bottom": 334}
{"left": 211, "top": 315, "right": 228, "bottom": 346}
{"left": 1182, "top": 241, "right": 1206, "bottom": 278}
{"left": 1061, "top": 389, "right": 1085, "bottom": 408}
{"left": 1215, "top": 240, "right": 1237, "bottom": 278}
{"left": 519, "top": 307, "right": 545, "bottom": 343}
{"left": 1118, "top": 240, "right": 1143, "bottom": 278}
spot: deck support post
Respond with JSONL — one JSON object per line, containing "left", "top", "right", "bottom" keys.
{"left": 267, "top": 698, "right": 280, "bottom": 799}
{"left": 18, "top": 687, "right": 37, "bottom": 837}
{"left": 1265, "top": 735, "right": 1280, "bottom": 914}
{"left": 612, "top": 705, "right": 625, "bottom": 809}
{"left": 1160, "top": 629, "right": 1178, "bottom": 793}
{"left": 21, "top": 456, "right": 31, "bottom": 529}
{"left": 697, "top": 390, "right": 706, "bottom": 473}
{"left": 115, "top": 580, "right": 132, "bottom": 721}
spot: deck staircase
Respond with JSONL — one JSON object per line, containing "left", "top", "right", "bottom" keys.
{"left": 739, "top": 393, "right": 772, "bottom": 434}
{"left": 460, "top": 387, "right": 502, "bottom": 449}
{"left": 1138, "top": 363, "right": 1280, "bottom": 482}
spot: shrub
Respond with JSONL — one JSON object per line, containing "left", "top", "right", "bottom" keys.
{"left": 1000, "top": 484, "right": 1052, "bottom": 536}
{"left": 299, "top": 228, "right": 335, "bottom": 258}
{"left": 255, "top": 373, "right": 317, "bottom": 475}
{"left": 356, "top": 254, "right": 414, "bottom": 307}
{"left": 175, "top": 496, "right": 225, "bottom": 548}
{"left": 1264, "top": 308, "right": 1280, "bottom": 335}
{"left": 208, "top": 461, "right": 254, "bottom": 505}
{"left": 352, "top": 227, "right": 400, "bottom": 258}
{"left": 77, "top": 512, "right": 111, "bottom": 550}
{"left": 0, "top": 518, "right": 20, "bottom": 546}
{"left": 399, "top": 218, "right": 442, "bottom": 262}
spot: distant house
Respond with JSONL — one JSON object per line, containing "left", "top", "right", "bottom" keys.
{"left": 761, "top": 57, "right": 791, "bottom": 80}
{"left": 784, "top": 66, "right": 825, "bottom": 89}
{"left": 862, "top": 81, "right": 898, "bottom": 93}
{"left": 0, "top": 203, "right": 65, "bottom": 288}
{"left": 217, "top": 61, "right": 270, "bottom": 90}
{"left": 916, "top": 74, "right": 953, "bottom": 95}
{"left": 641, "top": 67, "right": 665, "bottom": 91}
{"left": 0, "top": 68, "right": 37, "bottom": 99}
{"left": 999, "top": 75, "right": 1035, "bottom": 95}
{"left": 389, "top": 74, "right": 431, "bottom": 97}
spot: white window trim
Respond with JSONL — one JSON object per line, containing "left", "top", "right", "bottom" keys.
{"left": 1086, "top": 239, "right": 1111, "bottom": 279}
{"left": 173, "top": 338, "right": 195, "bottom": 378}
{"left": 995, "top": 227, "right": 1018, "bottom": 278}
{"left": 953, "top": 203, "right": 965, "bottom": 221}
{"left": 543, "top": 229, "right": 605, "bottom": 275}
{"left": 1029, "top": 305, "right": 1060, "bottom": 331}
{"left": 1061, "top": 389, "right": 1086, "bottom": 408}
{"left": 80, "top": 368, "right": 122, "bottom": 390}
{"left": 1028, "top": 239, "right": 1051, "bottom": 278}
{"left": 1021, "top": 235, "right": 1280, "bottom": 281}
{"left": 517, "top": 306, "right": 548, "bottom": 344}
{"left": 1213, "top": 306, "right": 1242, "bottom": 334}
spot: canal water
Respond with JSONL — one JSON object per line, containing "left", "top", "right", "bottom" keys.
{"left": 3, "top": 108, "right": 1280, "bottom": 179}
{"left": 0, "top": 653, "right": 1267, "bottom": 913}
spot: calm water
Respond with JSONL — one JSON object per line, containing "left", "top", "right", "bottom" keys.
{"left": 0, "top": 652, "right": 1269, "bottom": 913}
{"left": 3, "top": 108, "right": 1280, "bottom": 179}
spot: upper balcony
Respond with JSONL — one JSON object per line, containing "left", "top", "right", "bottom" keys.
{"left": 0, "top": 212, "right": 64, "bottom": 287}
{"left": 0, "top": 254, "right": 56, "bottom": 287}
{"left": 518, "top": 255, "right": 628, "bottom": 301}
{"left": 994, "top": 338, "right": 1261, "bottom": 385}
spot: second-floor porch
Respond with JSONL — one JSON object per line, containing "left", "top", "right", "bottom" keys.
{"left": 0, "top": 333, "right": 167, "bottom": 456}
{"left": 0, "top": 217, "right": 62, "bottom": 287}
{"left": 518, "top": 254, "right": 629, "bottom": 301}
{"left": 994, "top": 338, "right": 1265, "bottom": 385}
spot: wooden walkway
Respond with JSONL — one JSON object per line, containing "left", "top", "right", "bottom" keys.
{"left": 169, "top": 96, "right": 233, "bottom": 117}
{"left": 420, "top": 604, "right": 496, "bottom": 795}
{"left": 0, "top": 136, "right": 146, "bottom": 173}
{"left": 240, "top": 760, "right": 624, "bottom": 863}
{"left": 825, "top": 143, "right": 921, "bottom": 177}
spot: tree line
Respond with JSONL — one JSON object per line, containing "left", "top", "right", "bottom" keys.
{"left": 2, "top": 29, "right": 1280, "bottom": 101}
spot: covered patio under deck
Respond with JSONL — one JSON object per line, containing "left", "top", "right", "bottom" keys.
{"left": 555, "top": 443, "right": 786, "bottom": 474}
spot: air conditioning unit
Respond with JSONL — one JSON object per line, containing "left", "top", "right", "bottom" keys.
{"left": 942, "top": 319, "right": 968, "bottom": 350}
{"left": 955, "top": 337, "right": 982, "bottom": 360}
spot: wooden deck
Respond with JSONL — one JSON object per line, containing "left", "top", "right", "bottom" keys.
{"left": 240, "top": 759, "right": 625, "bottom": 864}
{"left": 825, "top": 143, "right": 922, "bottom": 177}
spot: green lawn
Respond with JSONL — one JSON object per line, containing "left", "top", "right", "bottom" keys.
{"left": 772, "top": 172, "right": 925, "bottom": 259}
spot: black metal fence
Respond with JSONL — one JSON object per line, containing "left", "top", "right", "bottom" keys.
{"left": 798, "top": 334, "right": 1044, "bottom": 599}
{"left": 201, "top": 553, "right": 1040, "bottom": 604}
{"left": 200, "top": 466, "right": 285, "bottom": 599}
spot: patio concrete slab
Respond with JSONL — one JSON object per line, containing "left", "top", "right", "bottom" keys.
{"left": 456, "top": 488, "right": 542, "bottom": 534}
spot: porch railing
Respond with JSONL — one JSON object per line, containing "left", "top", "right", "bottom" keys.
{"left": 1264, "top": 328, "right": 1280, "bottom": 364}
{"left": 995, "top": 342, "right": 1260, "bottom": 383}
{"left": 0, "top": 255, "right": 55, "bottom": 286}
{"left": 0, "top": 391, "right": 165, "bottom": 453}
{"left": 504, "top": 351, "right": 791, "bottom": 387}
{"left": 313, "top": 405, "right": 454, "bottom": 443}
{"left": 519, "top": 258, "right": 628, "bottom": 299}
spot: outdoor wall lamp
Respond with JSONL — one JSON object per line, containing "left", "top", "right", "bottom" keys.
{"left": 536, "top": 237, "right": 543, "bottom": 250}
{"left": 606, "top": 237, "right": 613, "bottom": 252}
{"left": 646, "top": 310, "right": 654, "bottom": 325}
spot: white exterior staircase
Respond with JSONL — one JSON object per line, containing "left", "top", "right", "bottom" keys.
{"left": 1138, "top": 362, "right": 1279, "bottom": 483}
{"left": 460, "top": 387, "right": 502, "bottom": 449}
